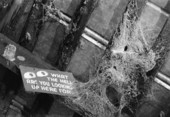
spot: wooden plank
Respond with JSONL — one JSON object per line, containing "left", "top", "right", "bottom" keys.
{"left": 25, "top": 0, "right": 82, "bottom": 65}
{"left": 0, "top": 0, "right": 14, "bottom": 22}
{"left": 33, "top": 22, "right": 65, "bottom": 65}
{"left": 19, "top": 0, "right": 44, "bottom": 52}
{"left": 56, "top": 0, "right": 99, "bottom": 70}
{"left": 0, "top": 33, "right": 55, "bottom": 72}
{"left": 66, "top": 37, "right": 104, "bottom": 82}
{"left": 136, "top": 1, "right": 169, "bottom": 49}
{"left": 87, "top": 0, "right": 129, "bottom": 40}
{"left": 0, "top": 0, "right": 34, "bottom": 42}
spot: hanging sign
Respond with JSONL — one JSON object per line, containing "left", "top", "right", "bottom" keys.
{"left": 19, "top": 65, "right": 78, "bottom": 97}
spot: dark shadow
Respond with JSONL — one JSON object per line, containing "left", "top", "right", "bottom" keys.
{"left": 164, "top": 1, "right": 170, "bottom": 13}
{"left": 106, "top": 85, "right": 121, "bottom": 107}
{"left": 73, "top": 112, "right": 82, "bottom": 117}
{"left": 0, "top": 66, "right": 22, "bottom": 96}
{"left": 31, "top": 94, "right": 54, "bottom": 115}
{"left": 121, "top": 106, "right": 134, "bottom": 117}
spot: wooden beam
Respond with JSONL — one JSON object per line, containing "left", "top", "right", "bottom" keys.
{"left": 0, "top": 33, "right": 56, "bottom": 74}
{"left": 0, "top": 33, "right": 93, "bottom": 115}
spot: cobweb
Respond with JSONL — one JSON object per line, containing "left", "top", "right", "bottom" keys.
{"left": 58, "top": 0, "right": 167, "bottom": 116}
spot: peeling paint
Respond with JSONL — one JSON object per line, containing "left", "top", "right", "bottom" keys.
{"left": 3, "top": 44, "right": 16, "bottom": 62}
{"left": 17, "top": 56, "right": 26, "bottom": 61}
